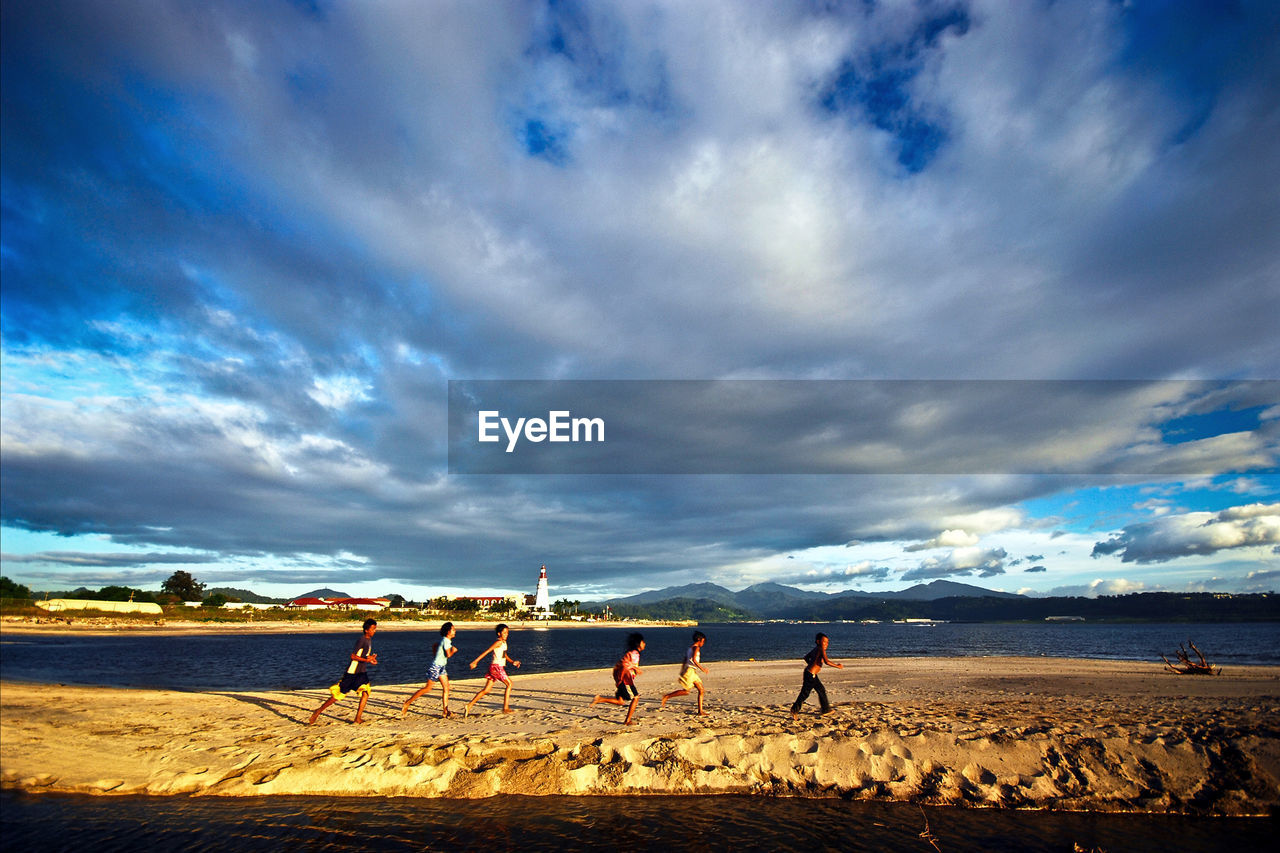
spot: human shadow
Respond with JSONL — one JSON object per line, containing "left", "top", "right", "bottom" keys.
{"left": 209, "top": 690, "right": 314, "bottom": 723}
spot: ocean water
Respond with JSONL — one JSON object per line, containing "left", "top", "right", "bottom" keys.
{"left": 0, "top": 791, "right": 1271, "bottom": 853}
{"left": 2, "top": 621, "right": 1276, "bottom": 691}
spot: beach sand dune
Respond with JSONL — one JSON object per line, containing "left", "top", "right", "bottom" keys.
{"left": 3, "top": 657, "right": 1278, "bottom": 814}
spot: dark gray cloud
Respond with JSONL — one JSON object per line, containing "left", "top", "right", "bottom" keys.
{"left": 1, "top": 551, "right": 217, "bottom": 568}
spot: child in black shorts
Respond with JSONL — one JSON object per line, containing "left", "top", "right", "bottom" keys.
{"left": 308, "top": 618, "right": 378, "bottom": 725}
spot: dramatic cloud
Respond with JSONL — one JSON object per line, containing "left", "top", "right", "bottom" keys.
{"left": 2, "top": 1, "right": 1277, "bottom": 598}
{"left": 1091, "top": 503, "right": 1280, "bottom": 564}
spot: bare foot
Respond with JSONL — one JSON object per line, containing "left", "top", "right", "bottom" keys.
{"left": 590, "top": 696, "right": 602, "bottom": 707}
{"left": 502, "top": 708, "right": 514, "bottom": 714}
{"left": 463, "top": 705, "right": 471, "bottom": 718}
{"left": 791, "top": 710, "right": 799, "bottom": 721}
{"left": 443, "top": 708, "right": 453, "bottom": 719}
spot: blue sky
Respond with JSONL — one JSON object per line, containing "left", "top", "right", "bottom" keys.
{"left": 2, "top": 0, "right": 1277, "bottom": 602}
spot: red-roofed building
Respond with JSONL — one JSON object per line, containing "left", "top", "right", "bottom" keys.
{"left": 329, "top": 597, "right": 386, "bottom": 611}
{"left": 287, "top": 596, "right": 332, "bottom": 609}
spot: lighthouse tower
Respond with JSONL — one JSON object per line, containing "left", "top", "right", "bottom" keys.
{"left": 533, "top": 565, "right": 551, "bottom": 617}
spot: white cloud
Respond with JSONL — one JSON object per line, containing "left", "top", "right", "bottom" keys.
{"left": 1043, "top": 578, "right": 1148, "bottom": 598}
{"left": 308, "top": 375, "right": 371, "bottom": 410}
{"left": 902, "top": 546, "right": 1008, "bottom": 581}
{"left": 797, "top": 560, "right": 893, "bottom": 585}
{"left": 1092, "top": 503, "right": 1280, "bottom": 563}
{"left": 905, "top": 528, "right": 980, "bottom": 551}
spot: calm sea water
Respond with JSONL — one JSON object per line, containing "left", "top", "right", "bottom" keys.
{"left": 1, "top": 620, "right": 1276, "bottom": 690}
{"left": 1, "top": 791, "right": 1272, "bottom": 853}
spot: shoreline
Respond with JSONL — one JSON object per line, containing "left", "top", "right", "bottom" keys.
{"left": 0, "top": 616, "right": 693, "bottom": 636}
{"left": 3, "top": 656, "right": 1278, "bottom": 814}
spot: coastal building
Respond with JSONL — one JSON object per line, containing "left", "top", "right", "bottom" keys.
{"left": 287, "top": 597, "right": 332, "bottom": 610}
{"left": 329, "top": 597, "right": 386, "bottom": 611}
{"left": 285, "top": 596, "right": 388, "bottom": 611}
{"left": 450, "top": 595, "right": 522, "bottom": 613}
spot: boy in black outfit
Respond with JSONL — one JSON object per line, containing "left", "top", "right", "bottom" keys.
{"left": 790, "top": 632, "right": 842, "bottom": 720}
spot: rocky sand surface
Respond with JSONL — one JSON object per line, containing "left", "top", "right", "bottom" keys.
{"left": 3, "top": 657, "right": 1278, "bottom": 814}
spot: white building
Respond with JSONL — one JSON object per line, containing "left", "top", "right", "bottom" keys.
{"left": 532, "top": 564, "right": 552, "bottom": 618}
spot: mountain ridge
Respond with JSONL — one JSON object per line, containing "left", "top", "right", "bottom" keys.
{"left": 600, "top": 579, "right": 1023, "bottom": 619}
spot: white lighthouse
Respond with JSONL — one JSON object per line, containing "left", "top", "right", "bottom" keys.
{"left": 533, "top": 564, "right": 551, "bottom": 617}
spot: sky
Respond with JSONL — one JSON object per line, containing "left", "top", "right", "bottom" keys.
{"left": 2, "top": 0, "right": 1277, "bottom": 603}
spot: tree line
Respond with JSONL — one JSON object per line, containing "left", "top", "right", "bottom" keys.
{"left": 607, "top": 591, "right": 1280, "bottom": 622}
{"left": 1, "top": 574, "right": 598, "bottom": 619}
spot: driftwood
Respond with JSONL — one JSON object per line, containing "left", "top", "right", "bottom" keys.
{"left": 1161, "top": 640, "right": 1220, "bottom": 675}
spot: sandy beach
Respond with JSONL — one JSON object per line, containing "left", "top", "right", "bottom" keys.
{"left": 3, "top": 655, "right": 1277, "bottom": 815}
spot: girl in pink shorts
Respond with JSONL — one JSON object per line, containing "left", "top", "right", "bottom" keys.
{"left": 464, "top": 623, "right": 521, "bottom": 715}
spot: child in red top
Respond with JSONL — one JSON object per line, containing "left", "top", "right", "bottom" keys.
{"left": 590, "top": 632, "right": 645, "bottom": 725}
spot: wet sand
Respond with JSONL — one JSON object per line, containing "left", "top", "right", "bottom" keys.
{"left": 3, "top": 656, "right": 1278, "bottom": 814}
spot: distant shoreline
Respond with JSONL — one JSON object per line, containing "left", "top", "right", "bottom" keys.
{"left": 0, "top": 615, "right": 695, "bottom": 636}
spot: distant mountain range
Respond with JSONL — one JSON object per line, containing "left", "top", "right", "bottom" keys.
{"left": 204, "top": 587, "right": 286, "bottom": 604}
{"left": 203, "top": 587, "right": 353, "bottom": 604}
{"left": 210, "top": 580, "right": 1014, "bottom": 613}
{"left": 183, "top": 581, "right": 1277, "bottom": 623}
{"left": 599, "top": 579, "right": 1022, "bottom": 619}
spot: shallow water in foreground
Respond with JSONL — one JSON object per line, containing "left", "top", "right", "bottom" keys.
{"left": 1, "top": 791, "right": 1270, "bottom": 852}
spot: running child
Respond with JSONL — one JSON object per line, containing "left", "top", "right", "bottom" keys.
{"left": 464, "top": 623, "right": 520, "bottom": 715}
{"left": 660, "top": 630, "right": 709, "bottom": 715}
{"left": 790, "top": 632, "right": 843, "bottom": 720}
{"left": 402, "top": 621, "right": 457, "bottom": 718}
{"left": 590, "top": 632, "right": 644, "bottom": 725}
{"left": 308, "top": 618, "right": 378, "bottom": 725}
